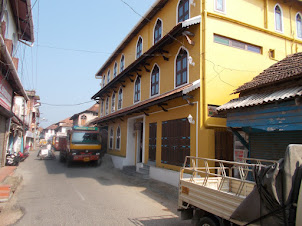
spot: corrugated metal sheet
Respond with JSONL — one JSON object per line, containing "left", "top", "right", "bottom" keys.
{"left": 182, "top": 15, "right": 201, "bottom": 28}
{"left": 218, "top": 86, "right": 302, "bottom": 111}
{"left": 183, "top": 79, "right": 200, "bottom": 94}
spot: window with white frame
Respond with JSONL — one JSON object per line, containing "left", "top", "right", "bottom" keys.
{"left": 151, "top": 65, "right": 159, "bottom": 96}
{"left": 107, "top": 70, "right": 111, "bottom": 83}
{"left": 297, "top": 13, "right": 302, "bottom": 39}
{"left": 116, "top": 126, "right": 121, "bottom": 150}
{"left": 154, "top": 19, "right": 162, "bottom": 44}
{"left": 113, "top": 62, "right": 118, "bottom": 78}
{"left": 100, "top": 100, "right": 104, "bottom": 117}
{"left": 215, "top": 0, "right": 225, "bottom": 13}
{"left": 109, "top": 127, "right": 114, "bottom": 149}
{"left": 120, "top": 55, "right": 125, "bottom": 72}
{"left": 275, "top": 4, "right": 283, "bottom": 32}
{"left": 103, "top": 75, "right": 106, "bottom": 87}
{"left": 178, "top": 0, "right": 189, "bottom": 23}
{"left": 105, "top": 97, "right": 109, "bottom": 115}
{"left": 136, "top": 37, "right": 143, "bottom": 59}
{"left": 134, "top": 77, "right": 141, "bottom": 103}
{"left": 118, "top": 88, "right": 123, "bottom": 110}
{"left": 175, "top": 49, "right": 188, "bottom": 87}
{"left": 111, "top": 92, "right": 116, "bottom": 113}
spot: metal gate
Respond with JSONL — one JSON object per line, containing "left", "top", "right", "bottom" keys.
{"left": 250, "top": 131, "right": 302, "bottom": 160}
{"left": 161, "top": 118, "right": 190, "bottom": 166}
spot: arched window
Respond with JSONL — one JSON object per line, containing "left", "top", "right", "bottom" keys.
{"left": 111, "top": 92, "right": 116, "bottom": 113}
{"left": 107, "top": 70, "right": 111, "bottom": 83}
{"left": 105, "top": 97, "right": 109, "bottom": 115}
{"left": 175, "top": 48, "right": 188, "bottom": 87}
{"left": 109, "top": 127, "right": 114, "bottom": 149}
{"left": 116, "top": 126, "right": 121, "bottom": 150}
{"left": 275, "top": 4, "right": 283, "bottom": 32}
{"left": 103, "top": 75, "right": 106, "bottom": 87}
{"left": 136, "top": 37, "right": 143, "bottom": 59}
{"left": 134, "top": 77, "right": 141, "bottom": 103}
{"left": 178, "top": 0, "right": 189, "bottom": 23}
{"left": 118, "top": 88, "right": 123, "bottom": 110}
{"left": 297, "top": 13, "right": 302, "bottom": 39}
{"left": 80, "top": 115, "right": 87, "bottom": 126}
{"left": 113, "top": 62, "right": 118, "bottom": 78}
{"left": 151, "top": 65, "right": 160, "bottom": 96}
{"left": 120, "top": 55, "right": 125, "bottom": 72}
{"left": 100, "top": 100, "right": 104, "bottom": 117}
{"left": 154, "top": 19, "right": 162, "bottom": 44}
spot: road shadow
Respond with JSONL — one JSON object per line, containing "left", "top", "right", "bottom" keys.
{"left": 129, "top": 215, "right": 191, "bottom": 226}
{"left": 37, "top": 150, "right": 182, "bottom": 218}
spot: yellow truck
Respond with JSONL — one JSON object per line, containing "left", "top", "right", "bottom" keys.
{"left": 59, "top": 126, "right": 103, "bottom": 167}
{"left": 178, "top": 144, "right": 302, "bottom": 226}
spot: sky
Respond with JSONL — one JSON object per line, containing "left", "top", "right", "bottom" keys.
{"left": 17, "top": 0, "right": 157, "bottom": 128}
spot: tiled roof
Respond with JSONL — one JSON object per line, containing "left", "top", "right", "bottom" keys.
{"left": 217, "top": 86, "right": 302, "bottom": 111}
{"left": 87, "top": 104, "right": 99, "bottom": 113}
{"left": 70, "top": 104, "right": 99, "bottom": 120}
{"left": 235, "top": 52, "right": 302, "bottom": 93}
{"left": 46, "top": 124, "right": 58, "bottom": 130}
{"left": 92, "top": 82, "right": 195, "bottom": 124}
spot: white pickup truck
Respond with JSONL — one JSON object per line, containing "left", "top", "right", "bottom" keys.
{"left": 178, "top": 144, "right": 302, "bottom": 226}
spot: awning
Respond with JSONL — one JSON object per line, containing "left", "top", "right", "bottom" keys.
{"left": 217, "top": 86, "right": 302, "bottom": 112}
{"left": 91, "top": 81, "right": 197, "bottom": 125}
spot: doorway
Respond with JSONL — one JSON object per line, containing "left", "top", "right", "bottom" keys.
{"left": 126, "top": 115, "right": 145, "bottom": 166}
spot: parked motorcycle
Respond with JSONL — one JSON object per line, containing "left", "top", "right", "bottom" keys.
{"left": 5, "top": 151, "right": 20, "bottom": 166}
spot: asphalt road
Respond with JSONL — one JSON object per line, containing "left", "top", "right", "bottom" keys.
{"left": 2, "top": 151, "right": 191, "bottom": 226}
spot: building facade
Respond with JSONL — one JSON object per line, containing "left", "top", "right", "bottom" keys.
{"left": 91, "top": 0, "right": 302, "bottom": 186}
{"left": 71, "top": 104, "right": 99, "bottom": 127}
{"left": 0, "top": 0, "right": 34, "bottom": 166}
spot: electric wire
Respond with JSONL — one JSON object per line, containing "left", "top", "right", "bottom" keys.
{"left": 40, "top": 100, "right": 95, "bottom": 107}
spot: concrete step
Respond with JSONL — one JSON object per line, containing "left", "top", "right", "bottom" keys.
{"left": 138, "top": 167, "right": 149, "bottom": 175}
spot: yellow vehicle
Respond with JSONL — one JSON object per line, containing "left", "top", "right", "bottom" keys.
{"left": 39, "top": 139, "right": 47, "bottom": 146}
{"left": 59, "top": 126, "right": 102, "bottom": 167}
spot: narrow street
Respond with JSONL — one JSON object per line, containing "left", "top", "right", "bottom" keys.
{"left": 0, "top": 151, "right": 190, "bottom": 226}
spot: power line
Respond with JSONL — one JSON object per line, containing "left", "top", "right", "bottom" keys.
{"left": 40, "top": 100, "right": 95, "bottom": 107}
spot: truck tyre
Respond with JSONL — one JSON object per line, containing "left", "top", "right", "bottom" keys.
{"left": 94, "top": 158, "right": 102, "bottom": 167}
{"left": 66, "top": 158, "right": 72, "bottom": 168}
{"left": 59, "top": 155, "right": 64, "bottom": 162}
{"left": 198, "top": 217, "right": 218, "bottom": 226}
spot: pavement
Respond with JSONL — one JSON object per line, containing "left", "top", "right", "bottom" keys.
{"left": 0, "top": 166, "right": 19, "bottom": 203}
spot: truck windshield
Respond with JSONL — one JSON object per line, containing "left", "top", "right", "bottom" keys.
{"left": 71, "top": 132, "right": 101, "bottom": 145}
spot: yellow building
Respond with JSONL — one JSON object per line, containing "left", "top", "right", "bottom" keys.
{"left": 91, "top": 0, "right": 302, "bottom": 186}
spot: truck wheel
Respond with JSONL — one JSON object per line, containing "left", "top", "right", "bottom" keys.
{"left": 66, "top": 158, "right": 72, "bottom": 168}
{"left": 198, "top": 217, "right": 218, "bottom": 226}
{"left": 94, "top": 158, "right": 102, "bottom": 167}
{"left": 59, "top": 153, "right": 65, "bottom": 162}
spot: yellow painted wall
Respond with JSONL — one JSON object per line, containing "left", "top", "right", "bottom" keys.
{"left": 98, "top": 0, "right": 302, "bottom": 171}
{"left": 106, "top": 120, "right": 127, "bottom": 157}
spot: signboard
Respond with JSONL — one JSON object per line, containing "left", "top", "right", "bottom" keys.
{"left": 73, "top": 126, "right": 98, "bottom": 131}
{"left": 0, "top": 74, "right": 13, "bottom": 111}
{"left": 208, "top": 105, "right": 219, "bottom": 117}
